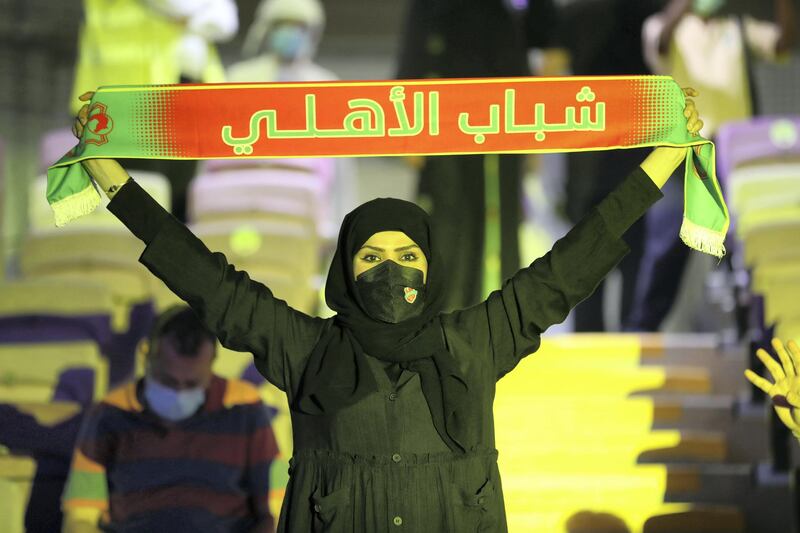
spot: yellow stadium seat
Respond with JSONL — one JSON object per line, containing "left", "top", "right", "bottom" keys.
{"left": 728, "top": 164, "right": 800, "bottom": 215}
{"left": 0, "top": 276, "right": 128, "bottom": 331}
{"left": 0, "top": 279, "right": 114, "bottom": 319}
{"left": 239, "top": 266, "right": 318, "bottom": 315}
{"left": 0, "top": 384, "right": 58, "bottom": 403}
{"left": 776, "top": 318, "right": 800, "bottom": 343}
{"left": 1, "top": 401, "right": 82, "bottom": 426}
{"left": 0, "top": 455, "right": 35, "bottom": 533}
{"left": 0, "top": 342, "right": 108, "bottom": 402}
{"left": 260, "top": 380, "right": 292, "bottom": 459}
{"left": 20, "top": 229, "right": 145, "bottom": 270}
{"left": 191, "top": 218, "right": 319, "bottom": 274}
{"left": 213, "top": 345, "right": 252, "bottom": 379}
{"left": 149, "top": 281, "right": 186, "bottom": 313}
{"left": 192, "top": 219, "right": 320, "bottom": 314}
{"left": 0, "top": 479, "right": 25, "bottom": 533}
{"left": 18, "top": 231, "right": 160, "bottom": 329}
{"left": 189, "top": 177, "right": 317, "bottom": 231}
{"left": 762, "top": 285, "right": 800, "bottom": 325}
{"left": 752, "top": 260, "right": 800, "bottom": 294}
{"left": 29, "top": 265, "right": 151, "bottom": 307}
{"left": 741, "top": 220, "right": 800, "bottom": 267}
{"left": 737, "top": 202, "right": 800, "bottom": 239}
{"left": 187, "top": 168, "right": 324, "bottom": 230}
{"left": 28, "top": 170, "right": 171, "bottom": 233}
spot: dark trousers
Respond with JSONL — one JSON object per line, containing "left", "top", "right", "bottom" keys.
{"left": 567, "top": 149, "right": 648, "bottom": 331}
{"left": 418, "top": 154, "right": 522, "bottom": 311}
{"left": 624, "top": 171, "right": 690, "bottom": 331}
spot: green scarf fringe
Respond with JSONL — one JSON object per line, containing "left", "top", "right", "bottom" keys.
{"left": 51, "top": 183, "right": 101, "bottom": 228}
{"left": 679, "top": 217, "right": 726, "bottom": 259}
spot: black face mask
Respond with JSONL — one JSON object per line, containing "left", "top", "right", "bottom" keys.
{"left": 355, "top": 260, "right": 426, "bottom": 324}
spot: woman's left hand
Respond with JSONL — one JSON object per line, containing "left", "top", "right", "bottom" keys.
{"left": 682, "top": 87, "right": 703, "bottom": 136}
{"left": 745, "top": 338, "right": 800, "bottom": 437}
{"left": 640, "top": 87, "right": 704, "bottom": 188}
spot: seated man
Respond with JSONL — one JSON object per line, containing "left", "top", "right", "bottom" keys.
{"left": 61, "top": 306, "right": 279, "bottom": 533}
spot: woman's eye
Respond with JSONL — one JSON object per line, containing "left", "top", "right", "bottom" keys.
{"left": 362, "top": 254, "right": 381, "bottom": 262}
{"left": 401, "top": 253, "right": 417, "bottom": 262}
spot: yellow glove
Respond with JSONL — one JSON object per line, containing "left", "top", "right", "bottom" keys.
{"left": 745, "top": 338, "right": 800, "bottom": 438}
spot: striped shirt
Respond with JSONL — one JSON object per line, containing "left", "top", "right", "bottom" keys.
{"left": 63, "top": 375, "right": 279, "bottom": 532}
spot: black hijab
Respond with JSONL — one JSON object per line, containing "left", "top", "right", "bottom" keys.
{"left": 294, "top": 198, "right": 473, "bottom": 452}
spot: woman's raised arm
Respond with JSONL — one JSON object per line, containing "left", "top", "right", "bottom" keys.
{"left": 73, "top": 93, "right": 326, "bottom": 395}
{"left": 445, "top": 89, "right": 703, "bottom": 379}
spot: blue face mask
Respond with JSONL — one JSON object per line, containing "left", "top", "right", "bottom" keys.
{"left": 144, "top": 378, "right": 205, "bottom": 422}
{"left": 693, "top": 0, "right": 726, "bottom": 17}
{"left": 268, "top": 25, "right": 310, "bottom": 62}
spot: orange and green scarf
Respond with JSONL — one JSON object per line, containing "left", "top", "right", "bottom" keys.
{"left": 47, "top": 76, "right": 729, "bottom": 257}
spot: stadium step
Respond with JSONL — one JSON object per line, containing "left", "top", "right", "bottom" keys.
{"left": 651, "top": 395, "right": 735, "bottom": 431}
{"left": 664, "top": 464, "right": 753, "bottom": 504}
{"left": 505, "top": 503, "right": 745, "bottom": 533}
{"left": 499, "top": 364, "right": 713, "bottom": 396}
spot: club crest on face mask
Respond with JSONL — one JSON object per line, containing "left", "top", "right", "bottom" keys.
{"left": 355, "top": 260, "right": 426, "bottom": 323}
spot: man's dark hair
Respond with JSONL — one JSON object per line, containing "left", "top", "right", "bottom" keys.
{"left": 148, "top": 306, "right": 216, "bottom": 358}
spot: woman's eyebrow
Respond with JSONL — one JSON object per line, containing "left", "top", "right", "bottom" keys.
{"left": 358, "top": 244, "right": 420, "bottom": 253}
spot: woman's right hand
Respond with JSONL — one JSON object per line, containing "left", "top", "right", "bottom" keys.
{"left": 640, "top": 87, "right": 703, "bottom": 189}
{"left": 73, "top": 90, "right": 130, "bottom": 199}
{"left": 72, "top": 91, "right": 95, "bottom": 140}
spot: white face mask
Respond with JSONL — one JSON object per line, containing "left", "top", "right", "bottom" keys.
{"left": 144, "top": 378, "right": 205, "bottom": 422}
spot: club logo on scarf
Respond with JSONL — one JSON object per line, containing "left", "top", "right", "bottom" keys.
{"left": 84, "top": 102, "right": 114, "bottom": 146}
{"left": 403, "top": 287, "right": 418, "bottom": 304}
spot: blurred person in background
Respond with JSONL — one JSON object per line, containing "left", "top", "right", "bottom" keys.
{"left": 554, "top": 0, "right": 665, "bottom": 331}
{"left": 227, "top": 0, "right": 356, "bottom": 236}
{"left": 71, "top": 0, "right": 239, "bottom": 222}
{"left": 0, "top": 400, "right": 85, "bottom": 532}
{"left": 626, "top": 0, "right": 797, "bottom": 331}
{"left": 395, "top": 0, "right": 559, "bottom": 311}
{"left": 228, "top": 0, "right": 333, "bottom": 83}
{"left": 61, "top": 306, "right": 279, "bottom": 533}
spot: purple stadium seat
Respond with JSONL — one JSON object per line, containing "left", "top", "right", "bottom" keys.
{"left": 38, "top": 127, "right": 76, "bottom": 174}
{"left": 241, "top": 362, "right": 267, "bottom": 386}
{"left": 187, "top": 167, "right": 330, "bottom": 236}
{"left": 0, "top": 402, "right": 85, "bottom": 533}
{"left": 0, "top": 315, "right": 112, "bottom": 347}
{"left": 716, "top": 116, "right": 800, "bottom": 183}
{"left": 105, "top": 301, "right": 156, "bottom": 386}
{"left": 0, "top": 304, "right": 155, "bottom": 388}
{"left": 199, "top": 157, "right": 334, "bottom": 184}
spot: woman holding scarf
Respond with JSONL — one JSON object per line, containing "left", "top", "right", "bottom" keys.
{"left": 73, "top": 90, "right": 702, "bottom": 532}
